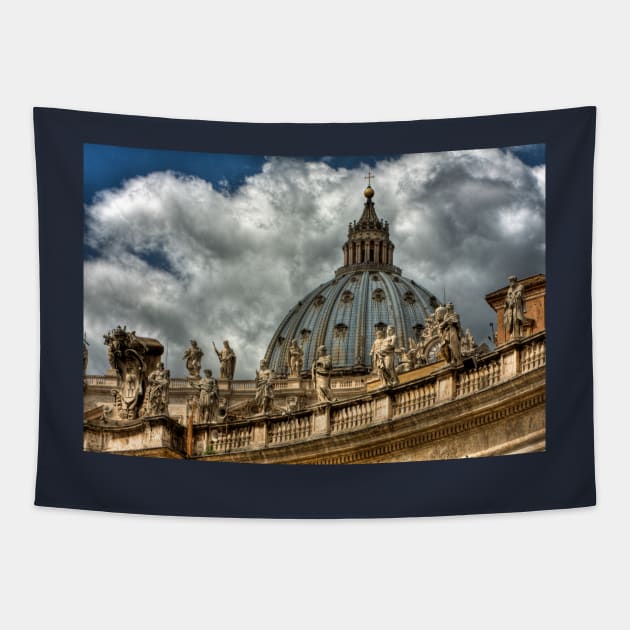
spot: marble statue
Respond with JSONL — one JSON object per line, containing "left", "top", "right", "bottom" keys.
{"left": 190, "top": 369, "right": 219, "bottom": 423}
{"left": 213, "top": 340, "right": 236, "bottom": 380}
{"left": 503, "top": 275, "right": 525, "bottom": 339}
{"left": 439, "top": 303, "right": 463, "bottom": 365}
{"left": 144, "top": 362, "right": 170, "bottom": 416}
{"left": 406, "top": 336, "right": 426, "bottom": 368}
{"left": 255, "top": 359, "right": 274, "bottom": 414}
{"left": 183, "top": 340, "right": 204, "bottom": 378}
{"left": 369, "top": 329, "right": 385, "bottom": 373}
{"left": 311, "top": 345, "right": 333, "bottom": 403}
{"left": 461, "top": 328, "right": 476, "bottom": 354}
{"left": 103, "top": 325, "right": 151, "bottom": 420}
{"left": 288, "top": 339, "right": 304, "bottom": 377}
{"left": 395, "top": 346, "right": 414, "bottom": 374}
{"left": 373, "top": 325, "right": 399, "bottom": 387}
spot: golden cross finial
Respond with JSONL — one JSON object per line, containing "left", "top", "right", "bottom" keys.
{"left": 364, "top": 170, "right": 375, "bottom": 186}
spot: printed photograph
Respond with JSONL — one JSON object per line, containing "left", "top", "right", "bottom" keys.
{"left": 83, "top": 144, "right": 546, "bottom": 463}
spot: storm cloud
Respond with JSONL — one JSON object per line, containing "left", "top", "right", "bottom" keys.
{"left": 84, "top": 149, "right": 545, "bottom": 378}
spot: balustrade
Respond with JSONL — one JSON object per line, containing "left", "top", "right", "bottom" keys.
{"left": 331, "top": 401, "right": 373, "bottom": 433}
{"left": 520, "top": 340, "right": 546, "bottom": 372}
{"left": 268, "top": 415, "right": 313, "bottom": 444}
{"left": 212, "top": 425, "right": 253, "bottom": 452}
{"left": 456, "top": 361, "right": 501, "bottom": 397}
{"left": 393, "top": 382, "right": 437, "bottom": 417}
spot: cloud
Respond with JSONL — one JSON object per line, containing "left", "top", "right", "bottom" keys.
{"left": 84, "top": 149, "right": 545, "bottom": 378}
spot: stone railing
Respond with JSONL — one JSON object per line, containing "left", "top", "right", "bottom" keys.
{"left": 331, "top": 377, "right": 367, "bottom": 390}
{"left": 520, "top": 339, "right": 546, "bottom": 372}
{"left": 331, "top": 401, "right": 374, "bottom": 434}
{"left": 393, "top": 382, "right": 437, "bottom": 417}
{"left": 84, "top": 375, "right": 118, "bottom": 387}
{"left": 455, "top": 361, "right": 501, "bottom": 397}
{"left": 268, "top": 413, "right": 313, "bottom": 445}
{"left": 226, "top": 380, "right": 256, "bottom": 391}
{"left": 86, "top": 374, "right": 366, "bottom": 394}
{"left": 211, "top": 424, "right": 253, "bottom": 453}
{"left": 170, "top": 377, "right": 193, "bottom": 390}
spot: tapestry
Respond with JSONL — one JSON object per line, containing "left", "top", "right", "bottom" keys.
{"left": 34, "top": 106, "right": 596, "bottom": 517}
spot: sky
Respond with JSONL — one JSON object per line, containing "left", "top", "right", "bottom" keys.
{"left": 83, "top": 144, "right": 545, "bottom": 379}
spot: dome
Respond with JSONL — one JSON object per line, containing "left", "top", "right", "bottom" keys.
{"left": 263, "top": 178, "right": 440, "bottom": 376}
{"left": 264, "top": 268, "right": 439, "bottom": 376}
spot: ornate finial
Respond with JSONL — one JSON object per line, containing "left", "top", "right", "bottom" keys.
{"left": 364, "top": 170, "right": 375, "bottom": 198}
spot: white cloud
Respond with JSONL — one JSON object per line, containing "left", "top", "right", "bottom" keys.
{"left": 84, "top": 149, "right": 545, "bottom": 378}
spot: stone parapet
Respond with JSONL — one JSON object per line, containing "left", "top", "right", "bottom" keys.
{"left": 85, "top": 332, "right": 545, "bottom": 462}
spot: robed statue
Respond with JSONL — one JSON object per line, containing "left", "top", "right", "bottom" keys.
{"left": 255, "top": 359, "right": 274, "bottom": 414}
{"left": 190, "top": 369, "right": 219, "bottom": 423}
{"left": 311, "top": 345, "right": 333, "bottom": 403}
{"left": 213, "top": 340, "right": 236, "bottom": 380}
{"left": 503, "top": 275, "right": 525, "bottom": 339}
{"left": 183, "top": 340, "right": 203, "bottom": 378}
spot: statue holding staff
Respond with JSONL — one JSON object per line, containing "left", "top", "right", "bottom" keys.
{"left": 213, "top": 340, "right": 236, "bottom": 380}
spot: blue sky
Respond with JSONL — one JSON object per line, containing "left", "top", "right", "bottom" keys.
{"left": 83, "top": 143, "right": 545, "bottom": 207}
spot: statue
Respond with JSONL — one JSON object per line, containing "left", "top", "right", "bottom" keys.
{"left": 311, "top": 345, "right": 333, "bottom": 403}
{"left": 190, "top": 369, "right": 219, "bottom": 423}
{"left": 373, "top": 325, "right": 399, "bottom": 387}
{"left": 103, "top": 325, "right": 153, "bottom": 420}
{"left": 439, "top": 303, "right": 463, "bottom": 365}
{"left": 288, "top": 339, "right": 304, "bottom": 377}
{"left": 213, "top": 340, "right": 236, "bottom": 380}
{"left": 461, "top": 328, "right": 476, "bottom": 353}
{"left": 144, "top": 362, "right": 170, "bottom": 416}
{"left": 183, "top": 340, "right": 204, "bottom": 378}
{"left": 255, "top": 359, "right": 274, "bottom": 415}
{"left": 406, "top": 336, "right": 426, "bottom": 368}
{"left": 369, "top": 329, "right": 385, "bottom": 373}
{"left": 503, "top": 275, "right": 525, "bottom": 339}
{"left": 395, "top": 346, "right": 414, "bottom": 374}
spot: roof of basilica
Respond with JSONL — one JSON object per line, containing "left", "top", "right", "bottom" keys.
{"left": 264, "top": 180, "right": 440, "bottom": 376}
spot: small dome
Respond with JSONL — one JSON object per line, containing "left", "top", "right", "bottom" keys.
{"left": 364, "top": 185, "right": 375, "bottom": 199}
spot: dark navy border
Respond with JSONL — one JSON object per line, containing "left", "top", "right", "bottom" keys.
{"left": 33, "top": 106, "right": 596, "bottom": 517}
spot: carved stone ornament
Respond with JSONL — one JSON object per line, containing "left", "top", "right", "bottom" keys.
{"left": 103, "top": 325, "right": 164, "bottom": 421}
